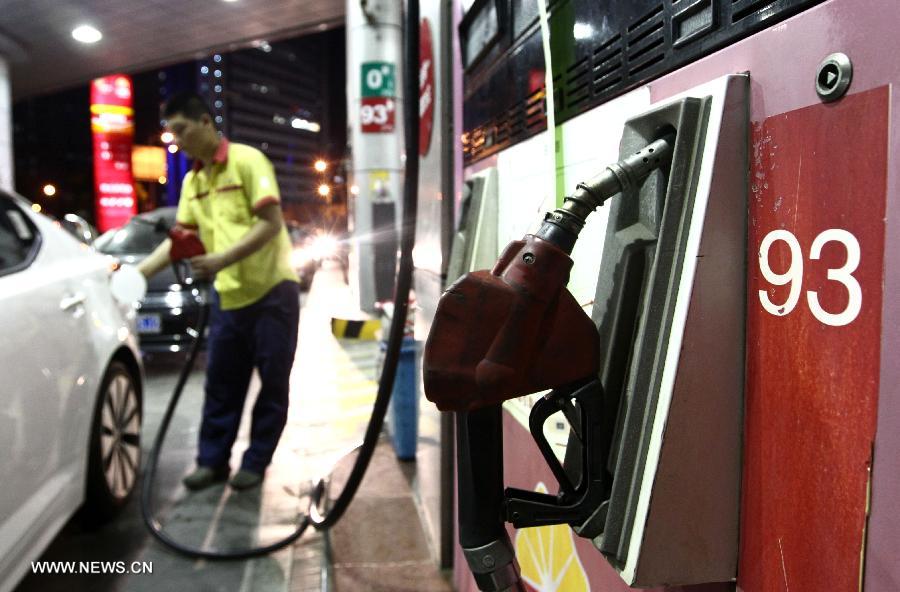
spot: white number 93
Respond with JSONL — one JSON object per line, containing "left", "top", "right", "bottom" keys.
{"left": 758, "top": 228, "right": 862, "bottom": 327}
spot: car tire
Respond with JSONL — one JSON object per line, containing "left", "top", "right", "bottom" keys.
{"left": 83, "top": 360, "right": 142, "bottom": 526}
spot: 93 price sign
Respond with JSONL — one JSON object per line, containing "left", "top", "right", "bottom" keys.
{"left": 360, "top": 97, "right": 395, "bottom": 133}
{"left": 757, "top": 228, "right": 861, "bottom": 327}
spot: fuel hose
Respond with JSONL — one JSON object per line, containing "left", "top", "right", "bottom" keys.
{"left": 140, "top": 0, "right": 420, "bottom": 559}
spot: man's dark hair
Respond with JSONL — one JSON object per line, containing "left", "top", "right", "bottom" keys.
{"left": 161, "top": 92, "right": 213, "bottom": 121}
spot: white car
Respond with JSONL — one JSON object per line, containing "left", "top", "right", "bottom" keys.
{"left": 0, "top": 191, "right": 143, "bottom": 592}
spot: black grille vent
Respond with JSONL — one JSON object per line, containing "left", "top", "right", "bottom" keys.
{"left": 626, "top": 24, "right": 666, "bottom": 75}
{"left": 593, "top": 35, "right": 625, "bottom": 95}
{"left": 628, "top": 4, "right": 665, "bottom": 34}
{"left": 463, "top": 0, "right": 827, "bottom": 165}
{"left": 565, "top": 56, "right": 592, "bottom": 109}
{"left": 525, "top": 88, "right": 546, "bottom": 129}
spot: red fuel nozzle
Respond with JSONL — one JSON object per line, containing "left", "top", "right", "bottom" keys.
{"left": 423, "top": 234, "right": 601, "bottom": 412}
{"left": 168, "top": 227, "right": 206, "bottom": 262}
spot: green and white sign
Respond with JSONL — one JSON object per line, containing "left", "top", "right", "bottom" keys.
{"left": 361, "top": 62, "right": 395, "bottom": 97}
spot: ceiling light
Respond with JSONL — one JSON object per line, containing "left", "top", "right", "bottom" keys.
{"left": 72, "top": 25, "right": 102, "bottom": 44}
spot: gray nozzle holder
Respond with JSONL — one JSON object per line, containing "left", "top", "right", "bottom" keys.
{"left": 537, "top": 135, "right": 675, "bottom": 254}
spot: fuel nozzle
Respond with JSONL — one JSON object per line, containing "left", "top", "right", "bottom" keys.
{"left": 424, "top": 133, "right": 676, "bottom": 592}
{"left": 536, "top": 135, "right": 675, "bottom": 253}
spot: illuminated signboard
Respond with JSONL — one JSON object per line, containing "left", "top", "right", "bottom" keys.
{"left": 91, "top": 75, "right": 136, "bottom": 231}
{"left": 131, "top": 145, "right": 167, "bottom": 181}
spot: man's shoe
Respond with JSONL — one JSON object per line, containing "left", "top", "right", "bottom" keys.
{"left": 182, "top": 466, "right": 229, "bottom": 491}
{"left": 229, "top": 469, "right": 263, "bottom": 490}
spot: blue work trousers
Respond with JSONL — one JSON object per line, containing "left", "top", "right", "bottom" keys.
{"left": 197, "top": 280, "right": 300, "bottom": 474}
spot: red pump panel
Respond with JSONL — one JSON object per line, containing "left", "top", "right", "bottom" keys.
{"left": 741, "top": 87, "right": 887, "bottom": 592}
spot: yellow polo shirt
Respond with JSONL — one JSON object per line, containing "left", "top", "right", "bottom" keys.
{"left": 175, "top": 138, "right": 298, "bottom": 310}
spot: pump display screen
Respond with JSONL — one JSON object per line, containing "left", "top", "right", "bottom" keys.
{"left": 462, "top": 0, "right": 499, "bottom": 67}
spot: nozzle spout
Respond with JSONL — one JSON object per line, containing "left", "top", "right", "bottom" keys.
{"left": 536, "top": 135, "right": 675, "bottom": 253}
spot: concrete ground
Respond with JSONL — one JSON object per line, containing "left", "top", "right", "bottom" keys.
{"left": 15, "top": 261, "right": 451, "bottom": 592}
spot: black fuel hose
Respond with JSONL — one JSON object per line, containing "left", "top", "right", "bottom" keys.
{"left": 140, "top": 0, "right": 420, "bottom": 559}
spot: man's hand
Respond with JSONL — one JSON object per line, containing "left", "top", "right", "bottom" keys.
{"left": 137, "top": 238, "right": 173, "bottom": 279}
{"left": 185, "top": 203, "right": 284, "bottom": 281}
{"left": 189, "top": 252, "right": 229, "bottom": 280}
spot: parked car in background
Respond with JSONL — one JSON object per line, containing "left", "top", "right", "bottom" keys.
{"left": 59, "top": 213, "right": 100, "bottom": 245}
{"left": 94, "top": 207, "right": 204, "bottom": 354}
{"left": 0, "top": 190, "right": 143, "bottom": 591}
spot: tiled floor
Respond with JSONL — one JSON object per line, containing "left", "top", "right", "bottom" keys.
{"left": 297, "top": 263, "right": 453, "bottom": 592}
{"left": 326, "top": 443, "right": 454, "bottom": 592}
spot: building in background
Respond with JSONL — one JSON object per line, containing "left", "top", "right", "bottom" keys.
{"left": 12, "top": 28, "right": 346, "bottom": 234}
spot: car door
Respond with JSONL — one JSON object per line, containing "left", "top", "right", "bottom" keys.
{"left": 0, "top": 195, "right": 95, "bottom": 574}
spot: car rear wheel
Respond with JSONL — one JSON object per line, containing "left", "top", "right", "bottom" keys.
{"left": 84, "top": 360, "right": 141, "bottom": 525}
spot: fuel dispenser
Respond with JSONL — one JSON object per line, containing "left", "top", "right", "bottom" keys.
{"left": 424, "top": 75, "right": 748, "bottom": 589}
{"left": 445, "top": 167, "right": 499, "bottom": 286}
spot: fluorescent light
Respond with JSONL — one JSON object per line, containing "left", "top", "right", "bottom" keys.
{"left": 72, "top": 25, "right": 102, "bottom": 44}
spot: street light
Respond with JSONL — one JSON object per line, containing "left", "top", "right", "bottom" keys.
{"left": 317, "top": 183, "right": 331, "bottom": 198}
{"left": 43, "top": 184, "right": 57, "bottom": 197}
{"left": 314, "top": 159, "right": 327, "bottom": 173}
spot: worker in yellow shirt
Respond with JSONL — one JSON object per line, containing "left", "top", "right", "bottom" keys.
{"left": 138, "top": 92, "right": 300, "bottom": 491}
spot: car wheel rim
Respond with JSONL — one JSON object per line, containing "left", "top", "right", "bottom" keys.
{"left": 100, "top": 373, "right": 140, "bottom": 499}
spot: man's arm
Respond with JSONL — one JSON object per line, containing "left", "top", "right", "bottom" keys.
{"left": 189, "top": 202, "right": 284, "bottom": 279}
{"left": 137, "top": 238, "right": 173, "bottom": 279}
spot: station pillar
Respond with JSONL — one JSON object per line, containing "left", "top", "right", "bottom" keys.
{"left": 0, "top": 55, "right": 13, "bottom": 192}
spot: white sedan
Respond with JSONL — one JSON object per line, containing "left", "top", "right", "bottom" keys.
{"left": 0, "top": 192, "right": 143, "bottom": 592}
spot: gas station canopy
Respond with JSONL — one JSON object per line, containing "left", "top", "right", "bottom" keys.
{"left": 0, "top": 0, "right": 344, "bottom": 99}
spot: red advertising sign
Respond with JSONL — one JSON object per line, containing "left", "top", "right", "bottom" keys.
{"left": 360, "top": 97, "right": 396, "bottom": 133}
{"left": 419, "top": 18, "right": 435, "bottom": 156}
{"left": 741, "top": 87, "right": 887, "bottom": 592}
{"left": 91, "top": 75, "right": 137, "bottom": 232}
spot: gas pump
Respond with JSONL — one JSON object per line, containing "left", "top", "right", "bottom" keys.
{"left": 424, "top": 75, "right": 748, "bottom": 590}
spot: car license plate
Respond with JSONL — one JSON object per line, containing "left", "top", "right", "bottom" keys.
{"left": 137, "top": 313, "right": 162, "bottom": 334}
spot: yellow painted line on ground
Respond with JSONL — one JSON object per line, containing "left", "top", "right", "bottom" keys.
{"left": 331, "top": 318, "right": 381, "bottom": 340}
{"left": 337, "top": 394, "right": 379, "bottom": 410}
{"left": 331, "top": 384, "right": 377, "bottom": 397}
